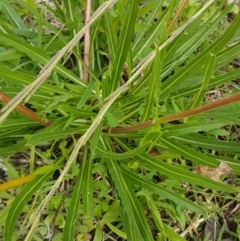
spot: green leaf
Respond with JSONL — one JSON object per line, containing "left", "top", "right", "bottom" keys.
{"left": 123, "top": 211, "right": 139, "bottom": 241}
{"left": 96, "top": 143, "right": 149, "bottom": 160}
{"left": 141, "top": 45, "right": 162, "bottom": 122}
{"left": 121, "top": 167, "right": 207, "bottom": 216}
{"left": 164, "top": 3, "right": 231, "bottom": 73}
{"left": 82, "top": 155, "right": 93, "bottom": 217}
{"left": 107, "top": 113, "right": 119, "bottom": 127}
{"left": 33, "top": 165, "right": 59, "bottom": 175}
{"left": 0, "top": 49, "right": 24, "bottom": 61}
{"left": 90, "top": 122, "right": 103, "bottom": 155}
{"left": 4, "top": 174, "right": 51, "bottom": 241}
{"left": 134, "top": 9, "right": 167, "bottom": 59}
{"left": 133, "top": 1, "right": 163, "bottom": 51}
{"left": 190, "top": 53, "right": 216, "bottom": 108}
{"left": 26, "top": 127, "right": 86, "bottom": 146}
{"left": 100, "top": 0, "right": 117, "bottom": 63}
{"left": 178, "top": 67, "right": 240, "bottom": 98}
{"left": 1, "top": 2, "right": 28, "bottom": 30}
{"left": 77, "top": 79, "right": 95, "bottom": 109}
{"left": 103, "top": 200, "right": 120, "bottom": 223}
{"left": 107, "top": 158, "right": 153, "bottom": 241}
{"left": 110, "top": 0, "right": 139, "bottom": 92}
{"left": 0, "top": 65, "right": 74, "bottom": 96}
{"left": 0, "top": 140, "right": 27, "bottom": 155}
{"left": 137, "top": 153, "right": 240, "bottom": 193}
{"left": 164, "top": 121, "right": 231, "bottom": 137}
{"left": 160, "top": 10, "right": 240, "bottom": 98}
{"left": 0, "top": 32, "right": 86, "bottom": 87}
{"left": 160, "top": 136, "right": 219, "bottom": 167}
{"left": 0, "top": 118, "right": 39, "bottom": 132}
{"left": 172, "top": 135, "right": 240, "bottom": 153}
{"left": 93, "top": 223, "right": 103, "bottom": 241}
{"left": 104, "top": 220, "right": 127, "bottom": 239}
{"left": 146, "top": 195, "right": 185, "bottom": 241}
{"left": 63, "top": 146, "right": 88, "bottom": 241}
{"left": 215, "top": 40, "right": 240, "bottom": 71}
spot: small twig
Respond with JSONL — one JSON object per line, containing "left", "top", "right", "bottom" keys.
{"left": 0, "top": 91, "right": 51, "bottom": 126}
{"left": 83, "top": 0, "right": 92, "bottom": 84}
{"left": 179, "top": 216, "right": 207, "bottom": 238}
{"left": 167, "top": 0, "right": 189, "bottom": 32}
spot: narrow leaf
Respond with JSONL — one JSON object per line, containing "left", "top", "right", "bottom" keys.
{"left": 96, "top": 143, "right": 149, "bottom": 159}
{"left": 0, "top": 174, "right": 36, "bottom": 191}
{"left": 190, "top": 53, "right": 216, "bottom": 108}
{"left": 63, "top": 146, "right": 88, "bottom": 240}
{"left": 82, "top": 155, "right": 93, "bottom": 217}
{"left": 111, "top": 0, "right": 139, "bottom": 92}
{"left": 107, "top": 159, "right": 153, "bottom": 241}
{"left": 121, "top": 168, "right": 207, "bottom": 215}
{"left": 4, "top": 174, "right": 51, "bottom": 241}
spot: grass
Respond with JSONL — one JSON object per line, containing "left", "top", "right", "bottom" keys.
{"left": 0, "top": 0, "right": 240, "bottom": 240}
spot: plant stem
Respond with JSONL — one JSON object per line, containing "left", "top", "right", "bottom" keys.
{"left": 0, "top": 91, "right": 51, "bottom": 126}
{"left": 109, "top": 92, "right": 240, "bottom": 133}
{"left": 167, "top": 0, "right": 189, "bottom": 32}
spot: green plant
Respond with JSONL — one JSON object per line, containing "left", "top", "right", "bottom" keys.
{"left": 0, "top": 0, "right": 240, "bottom": 240}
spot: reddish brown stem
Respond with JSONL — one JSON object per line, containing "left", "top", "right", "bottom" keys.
{"left": 110, "top": 120, "right": 154, "bottom": 134}
{"left": 167, "top": 0, "right": 189, "bottom": 32}
{"left": 0, "top": 91, "right": 51, "bottom": 126}
{"left": 159, "top": 92, "right": 240, "bottom": 123}
{"left": 110, "top": 92, "right": 240, "bottom": 134}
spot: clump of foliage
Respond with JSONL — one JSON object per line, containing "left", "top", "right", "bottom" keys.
{"left": 0, "top": 0, "right": 240, "bottom": 240}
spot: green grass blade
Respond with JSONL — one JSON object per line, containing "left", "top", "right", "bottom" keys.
{"left": 4, "top": 174, "right": 51, "bottom": 241}
{"left": 110, "top": 0, "right": 139, "bottom": 92}
{"left": 172, "top": 135, "right": 240, "bottom": 154}
{"left": 0, "top": 66, "right": 76, "bottom": 96}
{"left": 90, "top": 122, "right": 103, "bottom": 155}
{"left": 93, "top": 223, "right": 103, "bottom": 241}
{"left": 209, "top": 155, "right": 240, "bottom": 174}
{"left": 0, "top": 49, "right": 24, "bottom": 62}
{"left": 215, "top": 40, "right": 240, "bottom": 70}
{"left": 160, "top": 11, "right": 240, "bottom": 98}
{"left": 107, "top": 159, "right": 153, "bottom": 241}
{"left": 146, "top": 195, "right": 185, "bottom": 241}
{"left": 82, "top": 155, "right": 93, "bottom": 217}
{"left": 123, "top": 211, "right": 139, "bottom": 241}
{"left": 0, "top": 32, "right": 86, "bottom": 87}
{"left": 164, "top": 3, "right": 232, "bottom": 71}
{"left": 0, "top": 140, "right": 28, "bottom": 155}
{"left": 141, "top": 45, "right": 162, "bottom": 122}
{"left": 100, "top": 0, "right": 117, "bottom": 62}
{"left": 138, "top": 153, "right": 239, "bottom": 193}
{"left": 134, "top": 10, "right": 167, "bottom": 60}
{"left": 160, "top": 136, "right": 219, "bottom": 167}
{"left": 26, "top": 127, "right": 87, "bottom": 146}
{"left": 178, "top": 67, "right": 240, "bottom": 97}
{"left": 77, "top": 79, "right": 95, "bottom": 109}
{"left": 121, "top": 168, "right": 207, "bottom": 216}
{"left": 164, "top": 120, "right": 231, "bottom": 136}
{"left": 116, "top": 136, "right": 237, "bottom": 193}
{"left": 104, "top": 221, "right": 127, "bottom": 239}
{"left": 96, "top": 142, "right": 149, "bottom": 159}
{"left": 62, "top": 145, "right": 88, "bottom": 241}
{"left": 190, "top": 53, "right": 216, "bottom": 108}
{"left": 1, "top": 2, "right": 28, "bottom": 30}
{"left": 0, "top": 118, "right": 39, "bottom": 131}
{"left": 133, "top": 1, "right": 163, "bottom": 50}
